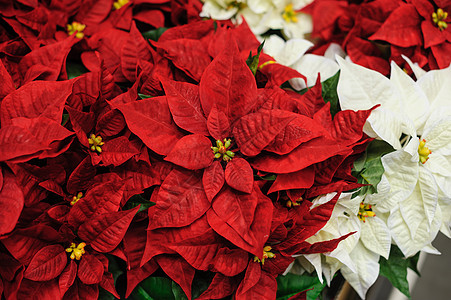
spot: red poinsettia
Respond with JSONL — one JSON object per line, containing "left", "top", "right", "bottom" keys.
{"left": 304, "top": 0, "right": 451, "bottom": 74}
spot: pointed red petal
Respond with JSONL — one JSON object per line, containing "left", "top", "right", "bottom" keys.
{"left": 165, "top": 134, "right": 214, "bottom": 170}
{"left": 78, "top": 206, "right": 139, "bottom": 253}
{"left": 161, "top": 78, "right": 208, "bottom": 135}
{"left": 207, "top": 104, "right": 231, "bottom": 140}
{"left": 78, "top": 254, "right": 104, "bottom": 285}
{"left": 24, "top": 245, "right": 67, "bottom": 281}
{"left": 0, "top": 170, "right": 24, "bottom": 235}
{"left": 199, "top": 36, "right": 257, "bottom": 122}
{"left": 224, "top": 158, "right": 254, "bottom": 194}
{"left": 156, "top": 255, "right": 195, "bottom": 300}
{"left": 202, "top": 160, "right": 224, "bottom": 202}
{"left": 268, "top": 166, "right": 315, "bottom": 194}
{"left": 148, "top": 169, "right": 210, "bottom": 229}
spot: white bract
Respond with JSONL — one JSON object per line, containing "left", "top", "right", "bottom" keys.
{"left": 291, "top": 190, "right": 392, "bottom": 299}
{"left": 263, "top": 35, "right": 340, "bottom": 90}
{"left": 200, "top": 0, "right": 314, "bottom": 39}
{"left": 337, "top": 58, "right": 451, "bottom": 257}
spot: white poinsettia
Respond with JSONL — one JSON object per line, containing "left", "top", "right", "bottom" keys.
{"left": 337, "top": 57, "right": 451, "bottom": 256}
{"left": 263, "top": 35, "right": 340, "bottom": 90}
{"left": 200, "top": 0, "right": 314, "bottom": 39}
{"left": 291, "top": 189, "right": 392, "bottom": 299}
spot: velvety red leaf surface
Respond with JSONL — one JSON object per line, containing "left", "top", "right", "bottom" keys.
{"left": 156, "top": 255, "right": 196, "bottom": 300}
{"left": 224, "top": 158, "right": 254, "bottom": 194}
{"left": 148, "top": 169, "right": 210, "bottom": 229}
{"left": 268, "top": 166, "right": 315, "bottom": 194}
{"left": 17, "top": 278, "right": 61, "bottom": 300}
{"left": 161, "top": 78, "right": 209, "bottom": 135}
{"left": 1, "top": 80, "right": 73, "bottom": 126}
{"left": 370, "top": 4, "right": 423, "bottom": 47}
{"left": 206, "top": 104, "right": 231, "bottom": 140}
{"left": 113, "top": 96, "right": 184, "bottom": 155}
{"left": 202, "top": 160, "right": 225, "bottom": 202}
{"left": 197, "top": 273, "right": 238, "bottom": 300}
{"left": 77, "top": 254, "right": 104, "bottom": 285}
{"left": 165, "top": 134, "right": 214, "bottom": 170}
{"left": 199, "top": 36, "right": 257, "bottom": 123}
{"left": 59, "top": 260, "right": 77, "bottom": 296}
{"left": 24, "top": 244, "right": 67, "bottom": 281}
{"left": 78, "top": 206, "right": 139, "bottom": 253}
{"left": 233, "top": 109, "right": 296, "bottom": 157}
{"left": 0, "top": 170, "right": 24, "bottom": 236}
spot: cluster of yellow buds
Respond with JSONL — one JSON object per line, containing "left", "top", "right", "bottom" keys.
{"left": 254, "top": 246, "right": 276, "bottom": 265}
{"left": 211, "top": 139, "right": 235, "bottom": 162}
{"left": 358, "top": 202, "right": 376, "bottom": 223}
{"left": 286, "top": 196, "right": 301, "bottom": 208}
{"left": 70, "top": 192, "right": 83, "bottom": 206}
{"left": 88, "top": 134, "right": 105, "bottom": 153}
{"left": 418, "top": 139, "right": 432, "bottom": 164}
{"left": 113, "top": 0, "right": 129, "bottom": 10}
{"left": 65, "top": 242, "right": 86, "bottom": 260}
{"left": 67, "top": 22, "right": 86, "bottom": 39}
{"left": 432, "top": 8, "right": 448, "bottom": 31}
{"left": 282, "top": 4, "right": 298, "bottom": 23}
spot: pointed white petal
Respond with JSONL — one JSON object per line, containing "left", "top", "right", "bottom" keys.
{"left": 360, "top": 217, "right": 391, "bottom": 259}
{"left": 278, "top": 39, "right": 313, "bottom": 66}
{"left": 399, "top": 184, "right": 426, "bottom": 238}
{"left": 389, "top": 61, "right": 429, "bottom": 133}
{"left": 417, "top": 64, "right": 451, "bottom": 112}
{"left": 418, "top": 167, "right": 438, "bottom": 225}
{"left": 401, "top": 54, "right": 427, "bottom": 79}
{"left": 422, "top": 118, "right": 451, "bottom": 151}
{"left": 337, "top": 56, "right": 400, "bottom": 111}
{"left": 365, "top": 108, "right": 403, "bottom": 149}
{"left": 421, "top": 244, "right": 441, "bottom": 255}
{"left": 324, "top": 43, "right": 346, "bottom": 60}
{"left": 341, "top": 242, "right": 380, "bottom": 299}
{"left": 291, "top": 54, "right": 339, "bottom": 87}
{"left": 262, "top": 34, "right": 285, "bottom": 59}
{"left": 304, "top": 254, "right": 323, "bottom": 283}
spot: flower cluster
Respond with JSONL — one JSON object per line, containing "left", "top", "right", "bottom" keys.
{"left": 303, "top": 0, "right": 451, "bottom": 75}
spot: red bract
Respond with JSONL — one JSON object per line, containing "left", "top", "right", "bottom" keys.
{"left": 305, "top": 0, "right": 451, "bottom": 73}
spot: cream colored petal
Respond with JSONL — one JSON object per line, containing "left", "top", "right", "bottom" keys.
{"left": 360, "top": 217, "right": 391, "bottom": 259}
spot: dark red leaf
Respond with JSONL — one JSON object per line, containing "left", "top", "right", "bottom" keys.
{"left": 161, "top": 78, "right": 209, "bottom": 135}
{"left": 0, "top": 169, "right": 24, "bottom": 235}
{"left": 156, "top": 255, "right": 195, "bottom": 300}
{"left": 96, "top": 109, "right": 126, "bottom": 137}
{"left": 165, "top": 134, "right": 214, "bottom": 170}
{"left": 283, "top": 232, "right": 355, "bottom": 255}
{"left": 59, "top": 260, "right": 77, "bottom": 296}
{"left": 211, "top": 247, "right": 249, "bottom": 276}
{"left": 62, "top": 279, "right": 98, "bottom": 300}
{"left": 1, "top": 80, "right": 73, "bottom": 126}
{"left": 77, "top": 206, "right": 139, "bottom": 253}
{"left": 233, "top": 110, "right": 296, "bottom": 157}
{"left": 77, "top": 254, "right": 104, "bottom": 285}
{"left": 0, "top": 59, "right": 15, "bottom": 100}
{"left": 250, "top": 138, "right": 351, "bottom": 173}
{"left": 121, "top": 22, "right": 154, "bottom": 81}
{"left": 113, "top": 97, "right": 184, "bottom": 155}
{"left": 66, "top": 156, "right": 96, "bottom": 195}
{"left": 224, "top": 158, "right": 254, "bottom": 194}
{"left": 197, "top": 273, "right": 239, "bottom": 300}
{"left": 24, "top": 245, "right": 67, "bottom": 281}
{"left": 207, "top": 104, "right": 231, "bottom": 140}
{"left": 97, "top": 136, "right": 139, "bottom": 167}
{"left": 369, "top": 4, "right": 423, "bottom": 47}
{"left": 235, "top": 260, "right": 261, "bottom": 296}
{"left": 17, "top": 278, "right": 61, "bottom": 300}
{"left": 125, "top": 261, "right": 159, "bottom": 298}
{"left": 236, "top": 271, "right": 276, "bottom": 300}
{"left": 199, "top": 36, "right": 257, "bottom": 122}
{"left": 202, "top": 160, "right": 224, "bottom": 202}
{"left": 148, "top": 169, "right": 210, "bottom": 229}
{"left": 268, "top": 166, "right": 315, "bottom": 194}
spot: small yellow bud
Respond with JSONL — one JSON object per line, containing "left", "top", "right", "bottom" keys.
{"left": 418, "top": 139, "right": 431, "bottom": 164}
{"left": 358, "top": 202, "right": 376, "bottom": 223}
{"left": 432, "top": 8, "right": 449, "bottom": 31}
{"left": 66, "top": 242, "right": 87, "bottom": 260}
{"left": 67, "top": 22, "right": 86, "bottom": 39}
{"left": 88, "top": 134, "right": 105, "bottom": 153}
{"left": 113, "top": 0, "right": 129, "bottom": 10}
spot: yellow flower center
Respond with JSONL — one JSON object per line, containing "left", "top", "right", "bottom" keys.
{"left": 226, "top": 0, "right": 246, "bottom": 11}
{"left": 70, "top": 192, "right": 83, "bottom": 206}
{"left": 358, "top": 202, "right": 375, "bottom": 223}
{"left": 432, "top": 8, "right": 448, "bottom": 31}
{"left": 282, "top": 4, "right": 298, "bottom": 23}
{"left": 211, "top": 138, "right": 235, "bottom": 162}
{"left": 113, "top": 0, "right": 129, "bottom": 10}
{"left": 418, "top": 139, "right": 431, "bottom": 164}
{"left": 254, "top": 245, "right": 276, "bottom": 265}
{"left": 65, "top": 242, "right": 86, "bottom": 260}
{"left": 88, "top": 134, "right": 105, "bottom": 153}
{"left": 67, "top": 22, "right": 86, "bottom": 39}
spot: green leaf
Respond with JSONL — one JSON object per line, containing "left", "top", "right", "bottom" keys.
{"left": 321, "top": 71, "right": 340, "bottom": 117}
{"left": 276, "top": 272, "right": 326, "bottom": 300}
{"left": 255, "top": 174, "right": 277, "bottom": 181}
{"left": 131, "top": 285, "right": 155, "bottom": 300}
{"left": 139, "top": 93, "right": 153, "bottom": 99}
{"left": 379, "top": 245, "right": 411, "bottom": 299}
{"left": 353, "top": 140, "right": 394, "bottom": 196}
{"left": 99, "top": 288, "right": 116, "bottom": 300}
{"left": 246, "top": 41, "right": 265, "bottom": 76}
{"left": 138, "top": 277, "right": 176, "bottom": 300}
{"left": 66, "top": 61, "right": 88, "bottom": 79}
{"left": 61, "top": 113, "right": 69, "bottom": 126}
{"left": 124, "top": 194, "right": 155, "bottom": 213}
{"left": 407, "top": 252, "right": 421, "bottom": 277}
{"left": 141, "top": 27, "right": 168, "bottom": 42}
{"left": 171, "top": 281, "right": 188, "bottom": 300}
